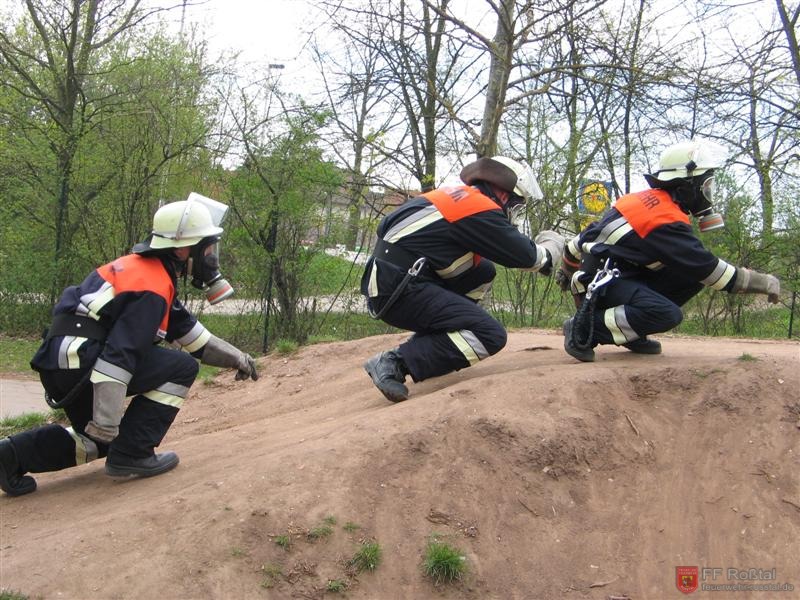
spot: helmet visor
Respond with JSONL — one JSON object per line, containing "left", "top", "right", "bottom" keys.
{"left": 701, "top": 176, "right": 715, "bottom": 203}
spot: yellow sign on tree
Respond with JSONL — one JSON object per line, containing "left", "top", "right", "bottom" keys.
{"left": 577, "top": 180, "right": 613, "bottom": 229}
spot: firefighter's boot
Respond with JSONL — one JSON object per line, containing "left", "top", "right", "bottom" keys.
{"left": 105, "top": 450, "right": 179, "bottom": 478}
{"left": 563, "top": 318, "right": 595, "bottom": 362}
{"left": 364, "top": 349, "right": 410, "bottom": 402}
{"left": 0, "top": 438, "right": 36, "bottom": 496}
{"left": 622, "top": 337, "right": 662, "bottom": 354}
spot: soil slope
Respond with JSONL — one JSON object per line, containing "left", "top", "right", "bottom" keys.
{"left": 1, "top": 330, "right": 799, "bottom": 599}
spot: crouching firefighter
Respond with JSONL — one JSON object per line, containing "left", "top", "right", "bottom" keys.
{"left": 557, "top": 139, "right": 781, "bottom": 362}
{"left": 0, "top": 194, "right": 259, "bottom": 496}
{"left": 361, "top": 155, "right": 564, "bottom": 402}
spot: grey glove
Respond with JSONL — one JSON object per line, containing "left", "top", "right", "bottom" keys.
{"left": 85, "top": 381, "right": 127, "bottom": 444}
{"left": 731, "top": 268, "right": 781, "bottom": 304}
{"left": 202, "top": 335, "right": 259, "bottom": 381}
{"left": 533, "top": 230, "right": 565, "bottom": 276}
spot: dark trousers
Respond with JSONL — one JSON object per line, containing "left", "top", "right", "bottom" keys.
{"left": 589, "top": 267, "right": 703, "bottom": 345}
{"left": 11, "top": 346, "right": 198, "bottom": 474}
{"left": 373, "top": 274, "right": 507, "bottom": 382}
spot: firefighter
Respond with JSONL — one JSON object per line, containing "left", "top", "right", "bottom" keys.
{"left": 0, "top": 195, "right": 258, "bottom": 496}
{"left": 361, "top": 156, "right": 564, "bottom": 402}
{"left": 558, "top": 139, "right": 781, "bottom": 362}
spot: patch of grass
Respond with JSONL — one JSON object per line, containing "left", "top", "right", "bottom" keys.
{"left": 0, "top": 410, "right": 66, "bottom": 437}
{"left": 306, "top": 334, "right": 339, "bottom": 344}
{"left": 342, "top": 521, "right": 361, "bottom": 533}
{"left": 230, "top": 547, "right": 247, "bottom": 557}
{"left": 198, "top": 364, "right": 222, "bottom": 384}
{"left": 326, "top": 579, "right": 348, "bottom": 593}
{"left": 323, "top": 515, "right": 337, "bottom": 526}
{"left": 0, "top": 590, "right": 29, "bottom": 600}
{"left": 738, "top": 353, "right": 757, "bottom": 362}
{"left": 423, "top": 536, "right": 466, "bottom": 584}
{"left": 273, "top": 535, "right": 291, "bottom": 550}
{"left": 348, "top": 541, "right": 382, "bottom": 573}
{"left": 275, "top": 339, "right": 299, "bottom": 354}
{"left": 260, "top": 563, "right": 283, "bottom": 589}
{"left": 0, "top": 335, "right": 41, "bottom": 374}
{"left": 307, "top": 524, "right": 334, "bottom": 541}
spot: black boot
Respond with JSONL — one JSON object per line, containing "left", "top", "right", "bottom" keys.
{"left": 364, "top": 349, "right": 410, "bottom": 402}
{"left": 563, "top": 318, "right": 595, "bottom": 362}
{"left": 105, "top": 450, "right": 179, "bottom": 478}
{"left": 622, "top": 337, "right": 662, "bottom": 354}
{"left": 0, "top": 438, "right": 37, "bottom": 496}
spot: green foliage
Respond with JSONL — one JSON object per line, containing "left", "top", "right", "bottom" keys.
{"left": 223, "top": 104, "right": 344, "bottom": 349}
{"left": 303, "top": 253, "right": 362, "bottom": 296}
{"left": 326, "top": 579, "right": 347, "bottom": 593}
{"left": 348, "top": 541, "right": 382, "bottom": 573}
{"left": 422, "top": 536, "right": 467, "bottom": 584}
{"left": 0, "top": 6, "right": 217, "bottom": 294}
{"left": 0, "top": 590, "right": 29, "bottom": 600}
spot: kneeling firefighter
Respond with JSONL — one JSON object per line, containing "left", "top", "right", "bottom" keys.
{"left": 0, "top": 194, "right": 258, "bottom": 496}
{"left": 557, "top": 139, "right": 781, "bottom": 362}
{"left": 361, "top": 155, "right": 565, "bottom": 402}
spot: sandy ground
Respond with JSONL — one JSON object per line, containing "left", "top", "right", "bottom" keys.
{"left": 1, "top": 329, "right": 799, "bottom": 599}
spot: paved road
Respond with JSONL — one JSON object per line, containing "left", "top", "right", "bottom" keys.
{"left": 1, "top": 379, "right": 48, "bottom": 418}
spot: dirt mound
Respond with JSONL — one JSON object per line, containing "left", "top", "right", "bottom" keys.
{"left": 2, "top": 330, "right": 799, "bottom": 599}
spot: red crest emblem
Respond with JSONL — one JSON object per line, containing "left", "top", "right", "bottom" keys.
{"left": 676, "top": 566, "right": 699, "bottom": 594}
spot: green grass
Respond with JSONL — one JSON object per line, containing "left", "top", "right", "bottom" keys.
{"left": 348, "top": 541, "right": 382, "bottom": 572}
{"left": 0, "top": 410, "right": 67, "bottom": 437}
{"left": 423, "top": 536, "right": 466, "bottom": 584}
{"left": 342, "top": 521, "right": 361, "bottom": 533}
{"left": 0, "top": 335, "right": 40, "bottom": 374}
{"left": 275, "top": 339, "right": 299, "bottom": 354}
{"left": 738, "top": 353, "right": 757, "bottom": 361}
{"left": 260, "top": 564, "right": 283, "bottom": 589}
{"left": 326, "top": 579, "right": 347, "bottom": 593}
{"left": 273, "top": 535, "right": 291, "bottom": 550}
{"left": 0, "top": 590, "right": 29, "bottom": 600}
{"left": 323, "top": 515, "right": 337, "bottom": 525}
{"left": 307, "top": 524, "right": 334, "bottom": 541}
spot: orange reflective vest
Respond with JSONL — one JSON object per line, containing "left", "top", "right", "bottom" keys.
{"left": 421, "top": 185, "right": 501, "bottom": 223}
{"left": 96, "top": 254, "right": 175, "bottom": 337}
{"left": 615, "top": 189, "right": 690, "bottom": 238}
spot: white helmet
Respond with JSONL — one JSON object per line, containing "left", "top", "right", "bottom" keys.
{"left": 460, "top": 155, "right": 543, "bottom": 202}
{"left": 489, "top": 156, "right": 543, "bottom": 201}
{"left": 149, "top": 196, "right": 225, "bottom": 249}
{"left": 652, "top": 139, "right": 728, "bottom": 181}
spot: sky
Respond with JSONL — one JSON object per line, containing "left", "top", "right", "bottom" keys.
{"left": 180, "top": 0, "right": 315, "bottom": 72}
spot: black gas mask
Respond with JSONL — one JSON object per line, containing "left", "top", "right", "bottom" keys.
{"left": 673, "top": 171, "right": 723, "bottom": 232}
{"left": 190, "top": 236, "right": 234, "bottom": 304}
